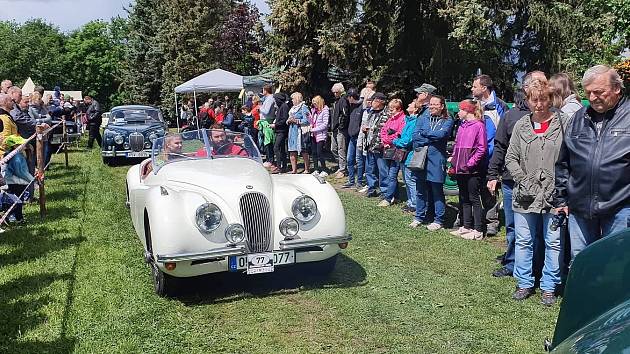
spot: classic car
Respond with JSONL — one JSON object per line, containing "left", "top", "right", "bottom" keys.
{"left": 102, "top": 105, "right": 167, "bottom": 165}
{"left": 49, "top": 118, "right": 81, "bottom": 149}
{"left": 125, "top": 129, "right": 352, "bottom": 296}
{"left": 546, "top": 228, "right": 630, "bottom": 352}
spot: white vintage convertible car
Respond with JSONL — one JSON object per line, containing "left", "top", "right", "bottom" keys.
{"left": 126, "top": 129, "right": 351, "bottom": 296}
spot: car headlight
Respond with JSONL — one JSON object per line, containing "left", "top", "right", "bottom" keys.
{"left": 195, "top": 203, "right": 222, "bottom": 233}
{"left": 291, "top": 195, "right": 317, "bottom": 222}
{"left": 114, "top": 134, "right": 124, "bottom": 145}
{"left": 149, "top": 133, "right": 158, "bottom": 142}
{"left": 279, "top": 217, "right": 299, "bottom": 238}
{"left": 225, "top": 224, "right": 245, "bottom": 244}
{"left": 144, "top": 142, "right": 152, "bottom": 149}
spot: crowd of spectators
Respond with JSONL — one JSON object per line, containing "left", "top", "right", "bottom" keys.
{"left": 187, "top": 64, "right": 628, "bottom": 306}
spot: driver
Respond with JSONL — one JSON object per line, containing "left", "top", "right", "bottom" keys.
{"left": 208, "top": 125, "right": 248, "bottom": 157}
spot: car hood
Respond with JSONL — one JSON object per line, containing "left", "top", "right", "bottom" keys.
{"left": 107, "top": 122, "right": 163, "bottom": 133}
{"left": 160, "top": 158, "right": 272, "bottom": 196}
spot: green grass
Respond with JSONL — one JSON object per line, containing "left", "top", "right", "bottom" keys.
{"left": 0, "top": 147, "right": 559, "bottom": 353}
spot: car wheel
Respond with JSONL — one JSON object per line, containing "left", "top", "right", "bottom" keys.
{"left": 151, "top": 261, "right": 178, "bottom": 297}
{"left": 309, "top": 254, "right": 338, "bottom": 276}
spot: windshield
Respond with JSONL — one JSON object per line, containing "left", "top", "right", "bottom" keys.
{"left": 151, "top": 129, "right": 262, "bottom": 173}
{"left": 109, "top": 108, "right": 163, "bottom": 125}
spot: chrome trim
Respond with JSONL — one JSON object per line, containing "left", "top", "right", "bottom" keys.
{"left": 102, "top": 149, "right": 151, "bottom": 157}
{"left": 156, "top": 245, "right": 246, "bottom": 263}
{"left": 129, "top": 132, "right": 144, "bottom": 152}
{"left": 279, "top": 234, "right": 352, "bottom": 250}
{"left": 240, "top": 192, "right": 272, "bottom": 253}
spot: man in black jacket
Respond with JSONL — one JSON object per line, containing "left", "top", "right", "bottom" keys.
{"left": 84, "top": 95, "right": 102, "bottom": 148}
{"left": 554, "top": 65, "right": 630, "bottom": 260}
{"left": 330, "top": 83, "right": 350, "bottom": 179}
{"left": 271, "top": 93, "right": 290, "bottom": 173}
{"left": 342, "top": 88, "right": 363, "bottom": 188}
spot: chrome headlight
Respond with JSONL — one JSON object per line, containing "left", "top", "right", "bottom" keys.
{"left": 114, "top": 134, "right": 124, "bottom": 145}
{"left": 123, "top": 143, "right": 130, "bottom": 150}
{"left": 195, "top": 203, "right": 222, "bottom": 233}
{"left": 291, "top": 195, "right": 317, "bottom": 222}
{"left": 279, "top": 217, "right": 299, "bottom": 238}
{"left": 144, "top": 142, "right": 152, "bottom": 149}
{"left": 149, "top": 133, "right": 158, "bottom": 142}
{"left": 225, "top": 224, "right": 245, "bottom": 244}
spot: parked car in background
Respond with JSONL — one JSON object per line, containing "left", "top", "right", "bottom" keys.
{"left": 126, "top": 129, "right": 352, "bottom": 297}
{"left": 547, "top": 228, "right": 630, "bottom": 352}
{"left": 102, "top": 105, "right": 167, "bottom": 165}
{"left": 101, "top": 112, "right": 110, "bottom": 129}
{"left": 49, "top": 118, "right": 80, "bottom": 151}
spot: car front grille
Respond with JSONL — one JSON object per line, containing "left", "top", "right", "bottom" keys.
{"left": 129, "top": 132, "right": 144, "bottom": 152}
{"left": 239, "top": 192, "right": 272, "bottom": 253}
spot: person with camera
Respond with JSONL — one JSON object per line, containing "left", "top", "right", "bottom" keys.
{"left": 554, "top": 65, "right": 630, "bottom": 260}
{"left": 504, "top": 79, "right": 568, "bottom": 306}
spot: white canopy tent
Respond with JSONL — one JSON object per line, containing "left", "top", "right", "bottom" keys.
{"left": 174, "top": 69, "right": 245, "bottom": 131}
{"left": 21, "top": 77, "right": 83, "bottom": 100}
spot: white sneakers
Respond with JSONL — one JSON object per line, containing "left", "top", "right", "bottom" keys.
{"left": 426, "top": 223, "right": 442, "bottom": 231}
{"left": 449, "top": 227, "right": 484, "bottom": 240}
{"left": 408, "top": 220, "right": 421, "bottom": 228}
{"left": 450, "top": 227, "right": 472, "bottom": 236}
{"left": 318, "top": 171, "right": 328, "bottom": 178}
{"left": 358, "top": 186, "right": 369, "bottom": 193}
{"left": 377, "top": 199, "right": 391, "bottom": 207}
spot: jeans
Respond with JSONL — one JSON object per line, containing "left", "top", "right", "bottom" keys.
{"left": 514, "top": 212, "right": 563, "bottom": 292}
{"left": 366, "top": 152, "right": 379, "bottom": 192}
{"left": 376, "top": 157, "right": 399, "bottom": 201}
{"left": 568, "top": 206, "right": 630, "bottom": 260}
{"left": 415, "top": 180, "right": 446, "bottom": 224}
{"left": 356, "top": 148, "right": 366, "bottom": 186}
{"left": 401, "top": 164, "right": 416, "bottom": 208}
{"left": 501, "top": 180, "right": 516, "bottom": 272}
{"left": 347, "top": 136, "right": 358, "bottom": 185}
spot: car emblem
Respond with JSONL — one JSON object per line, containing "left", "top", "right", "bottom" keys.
{"left": 246, "top": 185, "right": 253, "bottom": 189}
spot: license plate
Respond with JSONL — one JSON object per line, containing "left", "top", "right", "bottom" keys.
{"left": 228, "top": 250, "right": 295, "bottom": 274}
{"left": 127, "top": 152, "right": 149, "bottom": 157}
{"left": 51, "top": 136, "right": 62, "bottom": 144}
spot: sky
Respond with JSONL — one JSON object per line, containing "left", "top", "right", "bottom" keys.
{"left": 0, "top": 0, "right": 270, "bottom": 32}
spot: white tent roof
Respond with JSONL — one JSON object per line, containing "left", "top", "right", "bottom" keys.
{"left": 22, "top": 77, "right": 35, "bottom": 95}
{"left": 175, "top": 69, "right": 243, "bottom": 94}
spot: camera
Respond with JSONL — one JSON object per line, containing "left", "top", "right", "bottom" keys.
{"left": 550, "top": 211, "right": 567, "bottom": 231}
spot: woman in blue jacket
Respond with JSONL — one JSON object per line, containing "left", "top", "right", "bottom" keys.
{"left": 409, "top": 95, "right": 454, "bottom": 231}
{"left": 393, "top": 101, "right": 419, "bottom": 212}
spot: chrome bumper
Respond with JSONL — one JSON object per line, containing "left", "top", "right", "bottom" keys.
{"left": 279, "top": 234, "right": 352, "bottom": 250}
{"left": 101, "top": 149, "right": 151, "bottom": 157}
{"left": 156, "top": 245, "right": 246, "bottom": 263}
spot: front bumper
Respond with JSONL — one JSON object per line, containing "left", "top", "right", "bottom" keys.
{"left": 50, "top": 133, "right": 81, "bottom": 144}
{"left": 155, "top": 234, "right": 352, "bottom": 264}
{"left": 102, "top": 149, "right": 152, "bottom": 157}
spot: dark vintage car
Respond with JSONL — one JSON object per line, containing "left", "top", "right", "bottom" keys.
{"left": 49, "top": 119, "right": 81, "bottom": 150}
{"left": 547, "top": 228, "right": 630, "bottom": 352}
{"left": 101, "top": 105, "right": 167, "bottom": 165}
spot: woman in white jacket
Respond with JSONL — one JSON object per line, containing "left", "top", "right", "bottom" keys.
{"left": 550, "top": 73, "right": 583, "bottom": 119}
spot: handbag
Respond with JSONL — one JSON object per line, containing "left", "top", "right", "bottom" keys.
{"left": 392, "top": 148, "right": 408, "bottom": 162}
{"left": 408, "top": 146, "right": 428, "bottom": 171}
{"left": 383, "top": 147, "right": 396, "bottom": 160}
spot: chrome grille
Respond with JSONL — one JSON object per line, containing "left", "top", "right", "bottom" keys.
{"left": 239, "top": 192, "right": 272, "bottom": 253}
{"left": 129, "top": 132, "right": 144, "bottom": 152}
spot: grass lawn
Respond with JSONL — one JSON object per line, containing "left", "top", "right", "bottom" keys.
{"left": 0, "top": 146, "right": 559, "bottom": 353}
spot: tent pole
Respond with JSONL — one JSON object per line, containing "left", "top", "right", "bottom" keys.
{"left": 193, "top": 90, "right": 199, "bottom": 129}
{"left": 175, "top": 93, "right": 180, "bottom": 132}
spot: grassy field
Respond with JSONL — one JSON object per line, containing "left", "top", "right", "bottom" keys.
{"left": 0, "top": 147, "right": 559, "bottom": 353}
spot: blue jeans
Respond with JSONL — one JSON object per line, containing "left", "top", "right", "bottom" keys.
{"left": 401, "top": 164, "right": 416, "bottom": 208}
{"left": 415, "top": 179, "right": 445, "bottom": 224}
{"left": 514, "top": 212, "right": 563, "bottom": 292}
{"left": 502, "top": 180, "right": 515, "bottom": 272}
{"left": 347, "top": 136, "right": 358, "bottom": 185}
{"left": 376, "top": 157, "right": 399, "bottom": 201}
{"left": 568, "top": 206, "right": 630, "bottom": 260}
{"left": 356, "top": 148, "right": 366, "bottom": 186}
{"left": 366, "top": 152, "right": 380, "bottom": 192}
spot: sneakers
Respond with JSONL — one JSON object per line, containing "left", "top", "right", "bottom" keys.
{"left": 263, "top": 161, "right": 272, "bottom": 168}
{"left": 377, "top": 199, "right": 391, "bottom": 207}
{"left": 426, "top": 223, "right": 442, "bottom": 231}
{"left": 541, "top": 291, "right": 557, "bottom": 306}
{"left": 341, "top": 182, "right": 355, "bottom": 189}
{"left": 334, "top": 170, "right": 346, "bottom": 179}
{"left": 492, "top": 266, "right": 513, "bottom": 278}
{"left": 408, "top": 219, "right": 422, "bottom": 228}
{"left": 449, "top": 227, "right": 472, "bottom": 236}
{"left": 319, "top": 171, "right": 329, "bottom": 178}
{"left": 358, "top": 185, "right": 369, "bottom": 193}
{"left": 366, "top": 190, "right": 379, "bottom": 198}
{"left": 512, "top": 287, "right": 535, "bottom": 301}
{"left": 460, "top": 229, "right": 484, "bottom": 240}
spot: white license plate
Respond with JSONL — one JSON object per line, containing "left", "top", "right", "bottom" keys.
{"left": 229, "top": 250, "right": 295, "bottom": 274}
{"left": 50, "top": 136, "right": 62, "bottom": 144}
{"left": 127, "top": 152, "right": 149, "bottom": 158}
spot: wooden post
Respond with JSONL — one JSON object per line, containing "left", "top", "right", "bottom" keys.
{"left": 63, "top": 120, "right": 69, "bottom": 167}
{"left": 36, "top": 124, "right": 46, "bottom": 219}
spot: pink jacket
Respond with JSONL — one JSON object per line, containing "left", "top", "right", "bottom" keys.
{"left": 379, "top": 111, "right": 406, "bottom": 146}
{"left": 310, "top": 106, "right": 329, "bottom": 142}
